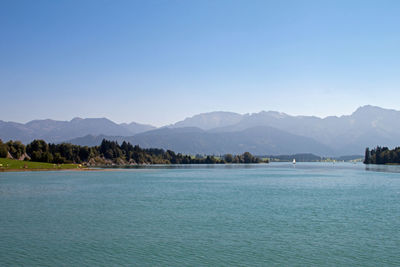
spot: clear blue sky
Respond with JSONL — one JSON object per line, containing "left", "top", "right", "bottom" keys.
{"left": 1, "top": 0, "right": 400, "bottom": 126}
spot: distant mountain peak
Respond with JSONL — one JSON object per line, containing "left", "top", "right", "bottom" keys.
{"left": 26, "top": 118, "right": 58, "bottom": 123}
{"left": 352, "top": 105, "right": 386, "bottom": 114}
{"left": 119, "top": 121, "right": 156, "bottom": 135}
{"left": 258, "top": 110, "right": 289, "bottom": 118}
{"left": 71, "top": 117, "right": 83, "bottom": 122}
{"left": 171, "top": 111, "right": 243, "bottom": 130}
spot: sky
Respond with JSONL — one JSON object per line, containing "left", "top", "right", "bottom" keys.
{"left": 1, "top": 0, "right": 400, "bottom": 126}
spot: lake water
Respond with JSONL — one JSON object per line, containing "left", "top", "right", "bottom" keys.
{"left": 1, "top": 163, "right": 400, "bottom": 266}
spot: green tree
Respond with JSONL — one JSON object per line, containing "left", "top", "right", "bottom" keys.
{"left": 224, "top": 154, "right": 233, "bottom": 163}
{"left": 27, "top": 140, "right": 49, "bottom": 162}
{"left": 0, "top": 139, "right": 8, "bottom": 158}
{"left": 364, "top": 147, "right": 370, "bottom": 164}
{"left": 53, "top": 153, "right": 66, "bottom": 164}
{"left": 6, "top": 140, "right": 26, "bottom": 159}
{"left": 243, "top": 152, "right": 253, "bottom": 163}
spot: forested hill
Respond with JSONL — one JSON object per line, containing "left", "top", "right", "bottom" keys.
{"left": 0, "top": 139, "right": 267, "bottom": 166}
{"left": 364, "top": 146, "right": 400, "bottom": 164}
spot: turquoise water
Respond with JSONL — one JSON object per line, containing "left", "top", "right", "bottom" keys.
{"left": 1, "top": 163, "right": 400, "bottom": 266}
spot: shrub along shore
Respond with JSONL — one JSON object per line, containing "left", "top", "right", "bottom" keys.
{"left": 0, "top": 139, "right": 268, "bottom": 171}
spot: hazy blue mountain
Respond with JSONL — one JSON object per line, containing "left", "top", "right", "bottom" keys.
{"left": 67, "top": 126, "right": 333, "bottom": 156}
{"left": 0, "top": 118, "right": 155, "bottom": 143}
{"left": 0, "top": 121, "right": 33, "bottom": 144}
{"left": 205, "top": 105, "right": 400, "bottom": 155}
{"left": 120, "top": 122, "right": 156, "bottom": 134}
{"left": 2, "top": 105, "right": 400, "bottom": 156}
{"left": 37, "top": 118, "right": 129, "bottom": 143}
{"left": 170, "top": 111, "right": 243, "bottom": 130}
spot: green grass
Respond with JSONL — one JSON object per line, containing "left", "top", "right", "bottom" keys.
{"left": 0, "top": 158, "right": 81, "bottom": 171}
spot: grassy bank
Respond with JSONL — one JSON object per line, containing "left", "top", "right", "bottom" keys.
{"left": 0, "top": 158, "right": 82, "bottom": 171}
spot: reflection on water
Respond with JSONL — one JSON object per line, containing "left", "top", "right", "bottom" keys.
{"left": 95, "top": 162, "right": 400, "bottom": 174}
{"left": 365, "top": 164, "right": 400, "bottom": 173}
{"left": 94, "top": 163, "right": 268, "bottom": 170}
{"left": 95, "top": 162, "right": 365, "bottom": 171}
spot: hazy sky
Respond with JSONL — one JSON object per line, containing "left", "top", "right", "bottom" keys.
{"left": 1, "top": 0, "right": 400, "bottom": 126}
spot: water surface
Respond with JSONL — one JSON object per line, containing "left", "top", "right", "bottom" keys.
{"left": 1, "top": 163, "right": 400, "bottom": 266}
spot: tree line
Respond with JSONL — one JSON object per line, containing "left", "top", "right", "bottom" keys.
{"left": 364, "top": 146, "right": 400, "bottom": 164}
{"left": 0, "top": 139, "right": 268, "bottom": 165}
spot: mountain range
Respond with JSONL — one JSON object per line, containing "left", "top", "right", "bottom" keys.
{"left": 0, "top": 118, "right": 155, "bottom": 144}
{"left": 1, "top": 105, "right": 399, "bottom": 156}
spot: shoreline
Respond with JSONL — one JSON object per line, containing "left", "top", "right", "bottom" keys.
{"left": 0, "top": 163, "right": 271, "bottom": 173}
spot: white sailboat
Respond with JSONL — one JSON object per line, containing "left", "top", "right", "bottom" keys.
{"left": 292, "top": 158, "right": 296, "bottom": 164}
